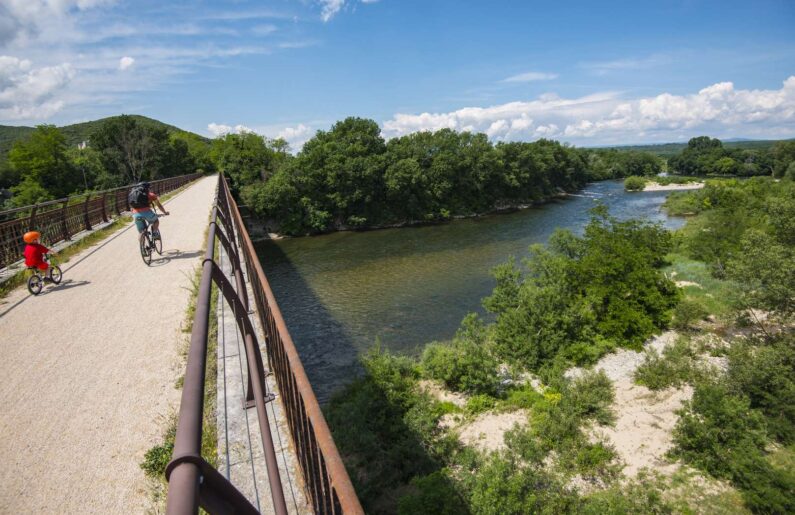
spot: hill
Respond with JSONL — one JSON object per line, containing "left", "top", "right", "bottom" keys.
{"left": 0, "top": 115, "right": 209, "bottom": 160}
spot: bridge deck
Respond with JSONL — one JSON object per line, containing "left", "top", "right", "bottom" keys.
{"left": 0, "top": 176, "right": 217, "bottom": 513}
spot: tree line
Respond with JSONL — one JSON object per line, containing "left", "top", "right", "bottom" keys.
{"left": 239, "top": 117, "right": 667, "bottom": 235}
{"left": 668, "top": 135, "right": 795, "bottom": 177}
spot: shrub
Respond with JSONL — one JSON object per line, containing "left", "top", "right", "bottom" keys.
{"left": 673, "top": 299, "right": 709, "bottom": 330}
{"left": 468, "top": 454, "right": 576, "bottom": 515}
{"left": 671, "top": 381, "right": 795, "bottom": 513}
{"left": 726, "top": 336, "right": 795, "bottom": 444}
{"left": 634, "top": 336, "right": 704, "bottom": 390}
{"left": 624, "top": 176, "right": 647, "bottom": 191}
{"left": 422, "top": 314, "right": 500, "bottom": 395}
{"left": 398, "top": 470, "right": 467, "bottom": 515}
{"left": 466, "top": 394, "right": 497, "bottom": 414}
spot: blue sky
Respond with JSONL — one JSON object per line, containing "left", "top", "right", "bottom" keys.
{"left": 1, "top": 0, "right": 794, "bottom": 148}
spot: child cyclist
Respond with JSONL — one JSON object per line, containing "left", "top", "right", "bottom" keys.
{"left": 23, "top": 231, "right": 54, "bottom": 282}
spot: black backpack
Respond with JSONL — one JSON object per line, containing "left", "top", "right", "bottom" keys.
{"left": 129, "top": 185, "right": 149, "bottom": 208}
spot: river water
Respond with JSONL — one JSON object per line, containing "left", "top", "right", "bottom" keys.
{"left": 254, "top": 180, "right": 685, "bottom": 402}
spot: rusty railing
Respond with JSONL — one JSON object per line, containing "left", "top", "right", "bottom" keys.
{"left": 0, "top": 173, "right": 203, "bottom": 270}
{"left": 165, "top": 173, "right": 362, "bottom": 515}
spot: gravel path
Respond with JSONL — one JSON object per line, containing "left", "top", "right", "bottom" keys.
{"left": 0, "top": 176, "right": 216, "bottom": 514}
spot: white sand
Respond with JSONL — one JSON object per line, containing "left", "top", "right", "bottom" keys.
{"left": 458, "top": 411, "right": 529, "bottom": 453}
{"left": 643, "top": 182, "right": 704, "bottom": 192}
{"left": 0, "top": 177, "right": 216, "bottom": 514}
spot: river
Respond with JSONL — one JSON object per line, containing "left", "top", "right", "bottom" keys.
{"left": 254, "top": 180, "right": 685, "bottom": 402}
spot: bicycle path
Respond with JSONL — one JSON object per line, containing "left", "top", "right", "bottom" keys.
{"left": 0, "top": 176, "right": 217, "bottom": 514}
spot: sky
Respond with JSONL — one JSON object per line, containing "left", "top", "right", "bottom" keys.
{"left": 1, "top": 0, "right": 794, "bottom": 150}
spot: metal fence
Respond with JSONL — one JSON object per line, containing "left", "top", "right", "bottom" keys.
{"left": 166, "top": 173, "right": 362, "bottom": 515}
{"left": 0, "top": 173, "right": 203, "bottom": 270}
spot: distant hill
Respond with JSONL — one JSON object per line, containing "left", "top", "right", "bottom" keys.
{"left": 0, "top": 115, "right": 209, "bottom": 160}
{"left": 600, "top": 138, "right": 792, "bottom": 158}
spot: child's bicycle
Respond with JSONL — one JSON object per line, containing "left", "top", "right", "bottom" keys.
{"left": 27, "top": 254, "right": 62, "bottom": 295}
{"left": 139, "top": 213, "right": 167, "bottom": 266}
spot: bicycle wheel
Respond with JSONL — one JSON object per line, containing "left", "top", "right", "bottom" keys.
{"left": 153, "top": 232, "right": 163, "bottom": 255}
{"left": 140, "top": 232, "right": 152, "bottom": 265}
{"left": 50, "top": 266, "right": 63, "bottom": 284}
{"left": 27, "top": 274, "right": 43, "bottom": 295}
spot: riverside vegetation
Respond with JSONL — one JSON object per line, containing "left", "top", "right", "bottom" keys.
{"left": 323, "top": 175, "right": 795, "bottom": 513}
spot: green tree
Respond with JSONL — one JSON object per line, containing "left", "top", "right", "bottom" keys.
{"left": 90, "top": 115, "right": 172, "bottom": 183}
{"left": 8, "top": 124, "right": 80, "bottom": 202}
{"left": 210, "top": 132, "right": 285, "bottom": 193}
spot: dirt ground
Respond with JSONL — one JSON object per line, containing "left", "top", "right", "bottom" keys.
{"left": 0, "top": 176, "right": 216, "bottom": 514}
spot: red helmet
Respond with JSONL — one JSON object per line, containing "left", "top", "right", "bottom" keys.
{"left": 23, "top": 231, "right": 41, "bottom": 243}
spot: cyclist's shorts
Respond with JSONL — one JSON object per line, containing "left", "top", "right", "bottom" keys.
{"left": 133, "top": 210, "right": 159, "bottom": 233}
{"left": 34, "top": 262, "right": 48, "bottom": 271}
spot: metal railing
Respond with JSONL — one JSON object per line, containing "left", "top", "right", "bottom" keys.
{"left": 0, "top": 173, "right": 203, "bottom": 270}
{"left": 166, "top": 173, "right": 362, "bottom": 515}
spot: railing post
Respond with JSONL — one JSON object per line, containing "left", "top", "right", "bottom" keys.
{"left": 83, "top": 194, "right": 92, "bottom": 231}
{"left": 101, "top": 192, "right": 108, "bottom": 223}
{"left": 61, "top": 201, "right": 70, "bottom": 241}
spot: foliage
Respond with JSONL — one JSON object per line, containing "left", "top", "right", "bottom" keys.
{"left": 623, "top": 175, "right": 647, "bottom": 191}
{"left": 242, "top": 118, "right": 595, "bottom": 234}
{"left": 210, "top": 132, "right": 288, "bottom": 193}
{"left": 397, "top": 470, "right": 467, "bottom": 515}
{"left": 7, "top": 125, "right": 80, "bottom": 204}
{"left": 421, "top": 315, "right": 500, "bottom": 395}
{"left": 728, "top": 230, "right": 795, "bottom": 320}
{"left": 485, "top": 208, "right": 677, "bottom": 371}
{"left": 671, "top": 380, "right": 795, "bottom": 513}
{"left": 467, "top": 453, "right": 576, "bottom": 515}
{"left": 634, "top": 336, "right": 705, "bottom": 390}
{"left": 584, "top": 149, "right": 663, "bottom": 181}
{"left": 668, "top": 136, "right": 777, "bottom": 177}
{"left": 726, "top": 335, "right": 795, "bottom": 444}
{"left": 672, "top": 298, "right": 709, "bottom": 330}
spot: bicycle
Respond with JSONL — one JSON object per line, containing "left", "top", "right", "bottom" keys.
{"left": 139, "top": 212, "right": 167, "bottom": 265}
{"left": 27, "top": 253, "right": 63, "bottom": 295}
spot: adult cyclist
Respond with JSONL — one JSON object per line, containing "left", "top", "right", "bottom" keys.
{"left": 129, "top": 181, "right": 169, "bottom": 244}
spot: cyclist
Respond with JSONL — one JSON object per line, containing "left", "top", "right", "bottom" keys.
{"left": 129, "top": 181, "right": 169, "bottom": 244}
{"left": 23, "top": 231, "right": 54, "bottom": 282}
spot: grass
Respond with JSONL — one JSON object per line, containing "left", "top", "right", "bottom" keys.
{"left": 665, "top": 467, "right": 750, "bottom": 514}
{"left": 141, "top": 263, "right": 219, "bottom": 510}
{"left": 664, "top": 252, "right": 737, "bottom": 318}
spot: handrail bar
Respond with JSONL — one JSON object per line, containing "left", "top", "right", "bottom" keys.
{"left": 166, "top": 173, "right": 363, "bottom": 514}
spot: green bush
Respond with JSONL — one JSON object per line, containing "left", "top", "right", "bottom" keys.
{"left": 578, "top": 474, "right": 673, "bottom": 514}
{"left": 671, "top": 381, "right": 795, "bottom": 513}
{"left": 468, "top": 454, "right": 576, "bottom": 515}
{"left": 672, "top": 299, "right": 709, "bottom": 330}
{"left": 466, "top": 394, "right": 497, "bottom": 414}
{"left": 726, "top": 336, "right": 795, "bottom": 444}
{"left": 634, "top": 337, "right": 703, "bottom": 390}
{"left": 624, "top": 176, "right": 647, "bottom": 191}
{"left": 421, "top": 314, "right": 500, "bottom": 395}
{"left": 398, "top": 470, "right": 467, "bottom": 515}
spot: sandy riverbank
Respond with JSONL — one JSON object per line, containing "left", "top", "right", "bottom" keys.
{"left": 643, "top": 182, "right": 705, "bottom": 192}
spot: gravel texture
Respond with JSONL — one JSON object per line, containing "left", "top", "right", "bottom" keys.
{"left": 0, "top": 176, "right": 216, "bottom": 514}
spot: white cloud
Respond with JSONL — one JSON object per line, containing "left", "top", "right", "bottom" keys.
{"left": 580, "top": 54, "right": 670, "bottom": 76}
{"left": 118, "top": 56, "right": 134, "bottom": 70}
{"left": 320, "top": 0, "right": 345, "bottom": 22}
{"left": 502, "top": 71, "right": 558, "bottom": 83}
{"left": 0, "top": 56, "right": 75, "bottom": 120}
{"left": 0, "top": 0, "right": 114, "bottom": 46}
{"left": 207, "top": 123, "right": 254, "bottom": 137}
{"left": 275, "top": 124, "right": 314, "bottom": 150}
{"left": 318, "top": 0, "right": 379, "bottom": 22}
{"left": 383, "top": 76, "right": 795, "bottom": 144}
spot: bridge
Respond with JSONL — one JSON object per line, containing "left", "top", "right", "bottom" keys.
{"left": 0, "top": 174, "right": 362, "bottom": 514}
